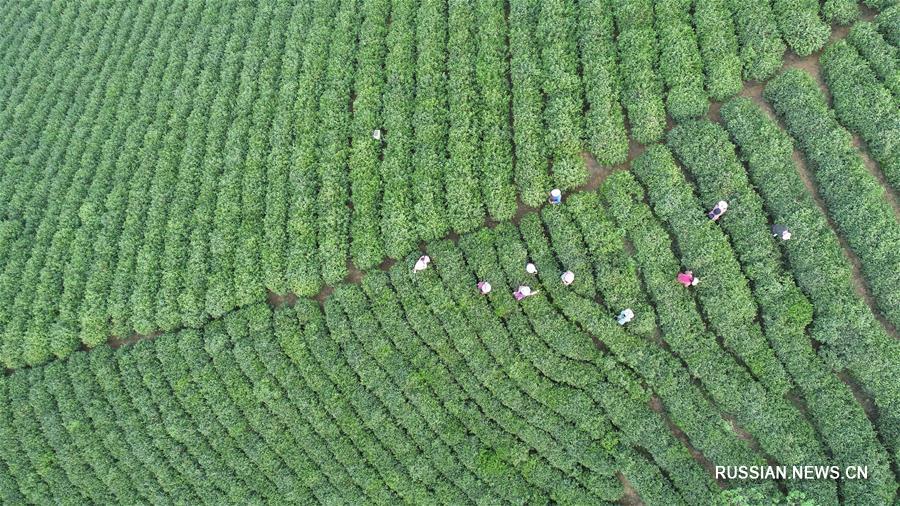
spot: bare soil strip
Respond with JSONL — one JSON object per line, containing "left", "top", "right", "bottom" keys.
{"left": 649, "top": 395, "right": 726, "bottom": 489}
{"left": 851, "top": 134, "right": 900, "bottom": 220}
{"left": 617, "top": 472, "right": 644, "bottom": 506}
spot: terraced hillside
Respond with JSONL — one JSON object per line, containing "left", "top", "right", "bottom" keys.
{"left": 0, "top": 0, "right": 898, "bottom": 503}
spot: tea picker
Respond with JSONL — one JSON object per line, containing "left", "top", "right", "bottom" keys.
{"left": 707, "top": 200, "right": 728, "bottom": 221}
{"left": 413, "top": 255, "right": 430, "bottom": 273}
{"left": 548, "top": 189, "right": 562, "bottom": 205}
{"left": 514, "top": 285, "right": 538, "bottom": 301}
{"left": 677, "top": 270, "right": 699, "bottom": 287}
{"left": 772, "top": 224, "right": 791, "bottom": 240}
{"left": 616, "top": 308, "right": 634, "bottom": 325}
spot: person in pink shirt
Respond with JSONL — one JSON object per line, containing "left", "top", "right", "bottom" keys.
{"left": 677, "top": 270, "right": 700, "bottom": 287}
{"left": 514, "top": 285, "right": 538, "bottom": 300}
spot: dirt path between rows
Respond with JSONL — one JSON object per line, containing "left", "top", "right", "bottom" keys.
{"left": 648, "top": 395, "right": 727, "bottom": 489}
{"left": 851, "top": 134, "right": 900, "bottom": 220}
{"left": 617, "top": 473, "right": 643, "bottom": 506}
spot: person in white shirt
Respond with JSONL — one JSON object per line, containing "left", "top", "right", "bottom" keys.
{"left": 413, "top": 255, "right": 430, "bottom": 273}
{"left": 549, "top": 189, "right": 562, "bottom": 205}
{"left": 616, "top": 308, "right": 635, "bottom": 325}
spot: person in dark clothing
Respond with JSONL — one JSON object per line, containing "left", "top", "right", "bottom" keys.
{"left": 707, "top": 200, "right": 728, "bottom": 221}
{"left": 772, "top": 224, "right": 791, "bottom": 240}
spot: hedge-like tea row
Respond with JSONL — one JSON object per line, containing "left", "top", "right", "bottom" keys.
{"left": 349, "top": 0, "right": 389, "bottom": 270}
{"left": 446, "top": 1, "right": 486, "bottom": 234}
{"left": 653, "top": 0, "right": 707, "bottom": 121}
{"left": 577, "top": 0, "right": 629, "bottom": 165}
{"left": 538, "top": 0, "right": 587, "bottom": 191}
{"left": 822, "top": 0, "right": 859, "bottom": 25}
{"left": 721, "top": 97, "right": 900, "bottom": 461}
{"left": 286, "top": 2, "right": 333, "bottom": 296}
{"left": 821, "top": 40, "right": 900, "bottom": 192}
{"left": 380, "top": 0, "right": 418, "bottom": 259}
{"left": 668, "top": 120, "right": 896, "bottom": 504}
{"left": 475, "top": 0, "right": 517, "bottom": 221}
{"left": 411, "top": 0, "right": 451, "bottom": 243}
{"left": 875, "top": 5, "right": 900, "bottom": 46}
{"left": 316, "top": 0, "right": 360, "bottom": 285}
{"left": 611, "top": 0, "right": 666, "bottom": 144}
{"left": 846, "top": 21, "right": 900, "bottom": 105}
{"left": 260, "top": 7, "right": 314, "bottom": 295}
{"left": 727, "top": 0, "right": 786, "bottom": 82}
{"left": 540, "top": 207, "right": 597, "bottom": 299}
{"left": 772, "top": 0, "right": 829, "bottom": 56}
{"left": 765, "top": 69, "right": 900, "bottom": 331}
{"left": 694, "top": 0, "right": 742, "bottom": 101}
{"left": 509, "top": 0, "right": 552, "bottom": 207}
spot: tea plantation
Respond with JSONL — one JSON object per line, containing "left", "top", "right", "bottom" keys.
{"left": 0, "top": 0, "right": 898, "bottom": 503}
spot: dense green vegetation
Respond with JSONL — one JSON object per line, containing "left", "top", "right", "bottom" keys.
{"left": 0, "top": 0, "right": 898, "bottom": 503}
{"left": 765, "top": 69, "right": 900, "bottom": 332}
